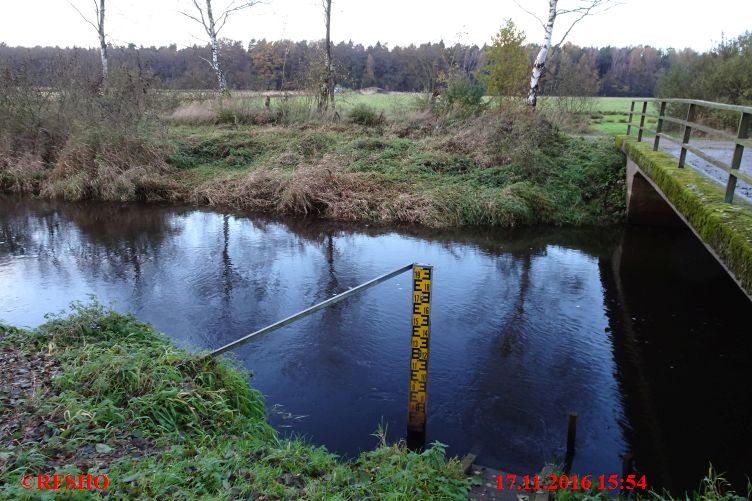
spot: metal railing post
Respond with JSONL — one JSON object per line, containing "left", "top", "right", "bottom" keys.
{"left": 654, "top": 101, "right": 667, "bottom": 151}
{"left": 627, "top": 100, "right": 636, "bottom": 136}
{"left": 725, "top": 112, "right": 751, "bottom": 203}
{"left": 637, "top": 101, "right": 648, "bottom": 142}
{"left": 678, "top": 103, "right": 697, "bottom": 168}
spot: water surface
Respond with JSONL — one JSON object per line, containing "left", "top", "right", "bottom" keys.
{"left": 1, "top": 195, "right": 750, "bottom": 494}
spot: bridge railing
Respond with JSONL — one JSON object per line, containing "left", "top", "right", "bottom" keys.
{"left": 626, "top": 98, "right": 752, "bottom": 203}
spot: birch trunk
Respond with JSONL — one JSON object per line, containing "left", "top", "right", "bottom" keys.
{"left": 205, "top": 0, "right": 227, "bottom": 92}
{"left": 320, "top": 0, "right": 334, "bottom": 111}
{"left": 98, "top": 0, "right": 108, "bottom": 82}
{"left": 527, "top": 0, "right": 557, "bottom": 108}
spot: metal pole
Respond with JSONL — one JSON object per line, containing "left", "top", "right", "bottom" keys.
{"left": 204, "top": 263, "right": 415, "bottom": 358}
{"left": 564, "top": 412, "right": 578, "bottom": 474}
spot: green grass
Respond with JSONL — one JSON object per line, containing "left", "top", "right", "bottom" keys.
{"left": 590, "top": 115, "right": 658, "bottom": 136}
{"left": 166, "top": 91, "right": 652, "bottom": 137}
{"left": 584, "top": 98, "right": 659, "bottom": 136}
{"left": 171, "top": 91, "right": 638, "bottom": 117}
{"left": 335, "top": 91, "right": 421, "bottom": 113}
{"left": 0, "top": 302, "right": 473, "bottom": 499}
{"left": 589, "top": 97, "right": 638, "bottom": 114}
{"left": 173, "top": 91, "right": 423, "bottom": 116}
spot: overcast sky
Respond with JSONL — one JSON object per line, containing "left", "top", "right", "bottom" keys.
{"left": 1, "top": 0, "right": 749, "bottom": 52}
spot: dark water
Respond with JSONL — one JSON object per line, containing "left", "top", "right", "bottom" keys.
{"left": 1, "top": 195, "right": 750, "bottom": 494}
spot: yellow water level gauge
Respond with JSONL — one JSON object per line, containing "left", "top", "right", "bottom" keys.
{"left": 408, "top": 264, "right": 432, "bottom": 434}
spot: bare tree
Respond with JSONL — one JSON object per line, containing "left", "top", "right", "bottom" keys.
{"left": 514, "top": 0, "right": 616, "bottom": 108}
{"left": 319, "top": 0, "right": 335, "bottom": 111}
{"left": 180, "top": 0, "right": 260, "bottom": 92}
{"left": 69, "top": 0, "right": 109, "bottom": 82}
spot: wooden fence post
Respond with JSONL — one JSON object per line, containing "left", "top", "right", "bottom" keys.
{"left": 627, "top": 101, "right": 636, "bottom": 136}
{"left": 725, "top": 112, "right": 751, "bottom": 203}
{"left": 678, "top": 103, "right": 697, "bottom": 168}
{"left": 654, "top": 101, "right": 667, "bottom": 151}
{"left": 637, "top": 101, "right": 648, "bottom": 142}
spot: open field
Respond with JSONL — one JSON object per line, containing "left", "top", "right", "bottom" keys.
{"left": 166, "top": 90, "right": 423, "bottom": 115}
{"left": 582, "top": 97, "right": 657, "bottom": 136}
{"left": 166, "top": 91, "right": 652, "bottom": 136}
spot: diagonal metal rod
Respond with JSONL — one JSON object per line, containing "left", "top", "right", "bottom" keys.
{"left": 204, "top": 263, "right": 415, "bottom": 359}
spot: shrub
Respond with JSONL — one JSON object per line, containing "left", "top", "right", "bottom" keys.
{"left": 214, "top": 98, "right": 280, "bottom": 126}
{"left": 489, "top": 109, "right": 562, "bottom": 171}
{"left": 437, "top": 72, "right": 486, "bottom": 117}
{"left": 347, "top": 103, "right": 382, "bottom": 126}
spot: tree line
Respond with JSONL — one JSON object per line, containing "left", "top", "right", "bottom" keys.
{"left": 0, "top": 39, "right": 691, "bottom": 97}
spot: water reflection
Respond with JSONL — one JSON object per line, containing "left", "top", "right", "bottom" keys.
{"left": 1, "top": 195, "right": 750, "bottom": 495}
{"left": 602, "top": 227, "right": 752, "bottom": 492}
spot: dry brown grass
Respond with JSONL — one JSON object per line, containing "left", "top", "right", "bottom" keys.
{"left": 165, "top": 102, "right": 217, "bottom": 125}
{"left": 191, "top": 154, "right": 451, "bottom": 226}
{"left": 388, "top": 110, "right": 436, "bottom": 139}
{"left": 432, "top": 115, "right": 498, "bottom": 167}
{"left": 41, "top": 137, "right": 180, "bottom": 202}
{"left": 165, "top": 98, "right": 283, "bottom": 126}
{"left": 0, "top": 146, "right": 45, "bottom": 193}
{"left": 193, "top": 168, "right": 283, "bottom": 209}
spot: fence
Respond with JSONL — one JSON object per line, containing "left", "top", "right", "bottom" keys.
{"left": 626, "top": 98, "right": 752, "bottom": 203}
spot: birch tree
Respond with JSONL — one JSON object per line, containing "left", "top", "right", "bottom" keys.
{"left": 319, "top": 0, "right": 335, "bottom": 111}
{"left": 514, "top": 0, "right": 616, "bottom": 107}
{"left": 69, "top": 0, "right": 109, "bottom": 82}
{"left": 180, "top": 0, "right": 260, "bottom": 92}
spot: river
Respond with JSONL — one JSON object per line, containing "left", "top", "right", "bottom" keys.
{"left": 1, "top": 195, "right": 750, "bottom": 494}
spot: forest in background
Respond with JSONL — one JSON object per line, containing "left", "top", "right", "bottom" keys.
{"left": 0, "top": 39, "right": 699, "bottom": 97}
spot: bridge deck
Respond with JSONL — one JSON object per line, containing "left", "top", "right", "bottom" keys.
{"left": 618, "top": 135, "right": 752, "bottom": 300}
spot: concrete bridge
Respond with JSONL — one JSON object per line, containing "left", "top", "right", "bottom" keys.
{"left": 619, "top": 98, "right": 752, "bottom": 301}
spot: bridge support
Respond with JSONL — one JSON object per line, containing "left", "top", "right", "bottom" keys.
{"left": 626, "top": 157, "right": 683, "bottom": 228}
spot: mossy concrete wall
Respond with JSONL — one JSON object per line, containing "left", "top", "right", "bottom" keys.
{"left": 617, "top": 135, "right": 752, "bottom": 300}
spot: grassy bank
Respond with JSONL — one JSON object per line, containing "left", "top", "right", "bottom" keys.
{"left": 1, "top": 104, "right": 626, "bottom": 229}
{"left": 0, "top": 302, "right": 472, "bottom": 499}
{"left": 0, "top": 65, "right": 629, "bottom": 228}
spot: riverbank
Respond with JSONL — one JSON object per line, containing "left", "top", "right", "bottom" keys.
{"left": 0, "top": 302, "right": 473, "bottom": 499}
{"left": 2, "top": 304, "right": 750, "bottom": 499}
{"left": 0, "top": 113, "right": 626, "bottom": 229}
